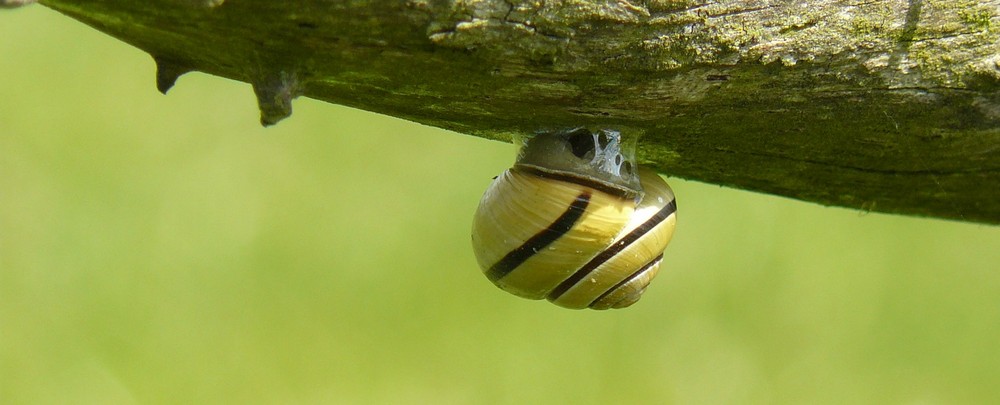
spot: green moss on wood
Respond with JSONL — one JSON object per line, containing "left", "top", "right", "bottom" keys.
{"left": 32, "top": 0, "right": 1000, "bottom": 224}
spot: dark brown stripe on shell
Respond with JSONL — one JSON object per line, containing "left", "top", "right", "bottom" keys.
{"left": 485, "top": 192, "right": 592, "bottom": 283}
{"left": 588, "top": 253, "right": 663, "bottom": 309}
{"left": 546, "top": 198, "right": 677, "bottom": 301}
{"left": 513, "top": 165, "right": 638, "bottom": 200}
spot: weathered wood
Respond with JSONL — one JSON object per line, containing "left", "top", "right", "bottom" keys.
{"left": 28, "top": 0, "right": 1000, "bottom": 224}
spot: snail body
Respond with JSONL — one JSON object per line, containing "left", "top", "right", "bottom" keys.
{"left": 471, "top": 128, "right": 677, "bottom": 310}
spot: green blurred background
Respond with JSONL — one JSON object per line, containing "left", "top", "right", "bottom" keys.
{"left": 3, "top": 7, "right": 1000, "bottom": 404}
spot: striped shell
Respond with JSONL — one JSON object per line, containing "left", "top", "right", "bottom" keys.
{"left": 471, "top": 129, "right": 677, "bottom": 310}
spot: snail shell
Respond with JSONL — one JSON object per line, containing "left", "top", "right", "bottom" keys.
{"left": 471, "top": 128, "right": 677, "bottom": 310}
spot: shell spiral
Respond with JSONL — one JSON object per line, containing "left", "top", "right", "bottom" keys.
{"left": 471, "top": 128, "right": 677, "bottom": 310}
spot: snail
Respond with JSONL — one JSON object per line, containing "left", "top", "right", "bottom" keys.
{"left": 471, "top": 128, "right": 677, "bottom": 310}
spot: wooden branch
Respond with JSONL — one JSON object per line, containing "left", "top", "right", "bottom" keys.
{"left": 26, "top": 0, "right": 1000, "bottom": 224}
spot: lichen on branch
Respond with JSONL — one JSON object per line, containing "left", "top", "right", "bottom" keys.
{"left": 28, "top": 0, "right": 1000, "bottom": 224}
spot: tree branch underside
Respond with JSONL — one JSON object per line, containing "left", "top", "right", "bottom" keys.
{"left": 30, "top": 0, "right": 1000, "bottom": 225}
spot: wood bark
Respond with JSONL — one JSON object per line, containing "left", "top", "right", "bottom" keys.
{"left": 24, "top": 0, "right": 1000, "bottom": 224}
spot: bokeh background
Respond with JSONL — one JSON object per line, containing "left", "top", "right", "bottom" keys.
{"left": 3, "top": 6, "right": 1000, "bottom": 404}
